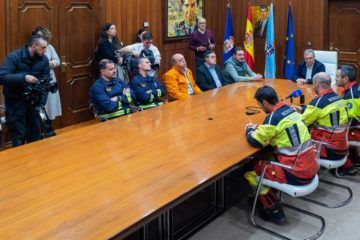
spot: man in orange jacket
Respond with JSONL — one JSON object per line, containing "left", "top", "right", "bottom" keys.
{"left": 162, "top": 53, "right": 201, "bottom": 101}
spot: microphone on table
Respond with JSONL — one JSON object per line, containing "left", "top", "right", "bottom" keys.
{"left": 284, "top": 89, "right": 304, "bottom": 103}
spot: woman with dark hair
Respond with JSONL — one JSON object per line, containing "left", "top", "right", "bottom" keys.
{"left": 133, "top": 28, "right": 147, "bottom": 43}
{"left": 32, "top": 26, "right": 62, "bottom": 120}
{"left": 95, "top": 23, "right": 127, "bottom": 81}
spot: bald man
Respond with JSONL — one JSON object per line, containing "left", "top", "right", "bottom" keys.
{"left": 295, "top": 72, "right": 351, "bottom": 172}
{"left": 162, "top": 53, "right": 201, "bottom": 100}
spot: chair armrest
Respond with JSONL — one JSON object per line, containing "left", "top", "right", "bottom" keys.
{"left": 311, "top": 139, "right": 330, "bottom": 146}
{"left": 266, "top": 161, "right": 293, "bottom": 170}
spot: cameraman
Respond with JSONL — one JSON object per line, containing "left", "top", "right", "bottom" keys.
{"left": 0, "top": 34, "right": 50, "bottom": 147}
{"left": 120, "top": 32, "right": 161, "bottom": 77}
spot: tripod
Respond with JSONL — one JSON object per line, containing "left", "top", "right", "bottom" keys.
{"left": 36, "top": 105, "right": 56, "bottom": 138}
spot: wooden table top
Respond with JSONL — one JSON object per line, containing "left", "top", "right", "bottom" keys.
{"left": 0, "top": 79, "right": 314, "bottom": 240}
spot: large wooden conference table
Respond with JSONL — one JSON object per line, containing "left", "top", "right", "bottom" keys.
{"left": 0, "top": 79, "right": 314, "bottom": 239}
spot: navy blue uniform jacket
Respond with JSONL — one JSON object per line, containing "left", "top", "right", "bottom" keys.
{"left": 89, "top": 77, "right": 136, "bottom": 115}
{"left": 130, "top": 74, "right": 166, "bottom": 105}
{"left": 0, "top": 45, "right": 50, "bottom": 104}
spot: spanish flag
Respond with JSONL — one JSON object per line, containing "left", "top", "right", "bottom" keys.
{"left": 244, "top": 5, "right": 255, "bottom": 70}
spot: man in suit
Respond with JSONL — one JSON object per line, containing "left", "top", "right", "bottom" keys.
{"left": 292, "top": 49, "right": 325, "bottom": 84}
{"left": 254, "top": 5, "right": 268, "bottom": 37}
{"left": 196, "top": 50, "right": 228, "bottom": 91}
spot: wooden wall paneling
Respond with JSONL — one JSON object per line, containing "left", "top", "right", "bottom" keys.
{"left": 0, "top": 0, "right": 6, "bottom": 109}
{"left": 99, "top": 0, "right": 328, "bottom": 79}
{"left": 329, "top": 0, "right": 360, "bottom": 80}
{"left": 0, "top": 0, "right": 6, "bottom": 62}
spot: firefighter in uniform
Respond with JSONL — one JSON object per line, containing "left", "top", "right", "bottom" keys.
{"left": 89, "top": 59, "right": 137, "bottom": 121}
{"left": 336, "top": 65, "right": 360, "bottom": 173}
{"left": 296, "top": 72, "right": 351, "bottom": 173}
{"left": 130, "top": 57, "right": 166, "bottom": 110}
{"left": 244, "top": 86, "right": 318, "bottom": 224}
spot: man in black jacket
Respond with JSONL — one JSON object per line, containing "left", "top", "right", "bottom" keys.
{"left": 292, "top": 49, "right": 325, "bottom": 84}
{"left": 0, "top": 35, "right": 50, "bottom": 147}
{"left": 196, "top": 50, "right": 228, "bottom": 91}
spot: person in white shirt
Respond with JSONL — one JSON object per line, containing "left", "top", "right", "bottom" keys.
{"left": 120, "top": 32, "right": 161, "bottom": 76}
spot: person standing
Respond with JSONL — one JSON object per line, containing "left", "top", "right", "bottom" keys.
{"left": 0, "top": 35, "right": 50, "bottom": 147}
{"left": 95, "top": 23, "right": 127, "bottom": 82}
{"left": 188, "top": 17, "right": 215, "bottom": 69}
{"left": 32, "top": 27, "right": 62, "bottom": 120}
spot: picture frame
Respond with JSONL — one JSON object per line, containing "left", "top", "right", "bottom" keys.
{"left": 251, "top": 4, "right": 270, "bottom": 38}
{"left": 163, "top": 0, "right": 205, "bottom": 42}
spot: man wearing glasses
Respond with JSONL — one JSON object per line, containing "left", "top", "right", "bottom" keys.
{"left": 293, "top": 49, "right": 325, "bottom": 84}
{"left": 188, "top": 17, "right": 215, "bottom": 69}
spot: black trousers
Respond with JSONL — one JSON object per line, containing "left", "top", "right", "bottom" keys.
{"left": 5, "top": 99, "right": 41, "bottom": 147}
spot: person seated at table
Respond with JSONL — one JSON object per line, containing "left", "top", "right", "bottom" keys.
{"left": 244, "top": 86, "right": 318, "bottom": 224}
{"left": 130, "top": 57, "right": 166, "bottom": 109}
{"left": 162, "top": 53, "right": 202, "bottom": 101}
{"left": 336, "top": 65, "right": 360, "bottom": 174}
{"left": 89, "top": 59, "right": 137, "bottom": 121}
{"left": 196, "top": 50, "right": 229, "bottom": 91}
{"left": 294, "top": 72, "right": 354, "bottom": 174}
{"left": 292, "top": 49, "right": 325, "bottom": 84}
{"left": 223, "top": 47, "right": 263, "bottom": 83}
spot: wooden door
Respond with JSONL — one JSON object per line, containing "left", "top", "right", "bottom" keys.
{"left": 6, "top": 0, "right": 59, "bottom": 51}
{"left": 329, "top": 0, "right": 360, "bottom": 80}
{"left": 59, "top": 0, "right": 100, "bottom": 126}
{"left": 6, "top": 0, "right": 100, "bottom": 127}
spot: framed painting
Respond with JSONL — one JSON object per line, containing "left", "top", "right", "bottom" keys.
{"left": 164, "top": 0, "right": 204, "bottom": 42}
{"left": 251, "top": 5, "right": 270, "bottom": 38}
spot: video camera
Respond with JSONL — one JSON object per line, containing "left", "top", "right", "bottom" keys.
{"left": 118, "top": 48, "right": 159, "bottom": 74}
{"left": 23, "top": 77, "right": 58, "bottom": 106}
{"left": 23, "top": 76, "right": 57, "bottom": 138}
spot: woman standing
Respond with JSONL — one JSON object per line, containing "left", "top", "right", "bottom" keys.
{"left": 32, "top": 27, "right": 62, "bottom": 120}
{"left": 95, "top": 23, "right": 127, "bottom": 82}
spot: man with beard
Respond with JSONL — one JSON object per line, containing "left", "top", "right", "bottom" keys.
{"left": 0, "top": 35, "right": 50, "bottom": 147}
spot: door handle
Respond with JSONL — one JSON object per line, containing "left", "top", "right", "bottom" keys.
{"left": 61, "top": 56, "right": 68, "bottom": 72}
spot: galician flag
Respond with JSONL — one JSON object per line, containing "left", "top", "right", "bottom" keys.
{"left": 222, "top": 3, "right": 235, "bottom": 64}
{"left": 265, "top": 3, "right": 276, "bottom": 79}
{"left": 244, "top": 5, "right": 255, "bottom": 70}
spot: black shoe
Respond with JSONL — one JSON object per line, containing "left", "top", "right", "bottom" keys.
{"left": 330, "top": 167, "right": 358, "bottom": 176}
{"left": 258, "top": 202, "right": 286, "bottom": 225}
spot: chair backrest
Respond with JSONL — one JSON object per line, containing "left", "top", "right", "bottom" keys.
{"left": 314, "top": 50, "right": 338, "bottom": 86}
